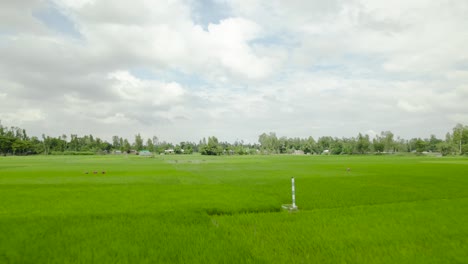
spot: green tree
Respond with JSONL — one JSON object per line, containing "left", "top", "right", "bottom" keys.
{"left": 356, "top": 133, "right": 370, "bottom": 154}
{"left": 123, "top": 139, "right": 131, "bottom": 153}
{"left": 317, "top": 136, "right": 333, "bottom": 153}
{"left": 415, "top": 138, "right": 427, "bottom": 153}
{"left": 134, "top": 134, "right": 143, "bottom": 151}
{"left": 427, "top": 135, "right": 442, "bottom": 152}
{"left": 278, "top": 136, "right": 287, "bottom": 154}
{"left": 450, "top": 124, "right": 468, "bottom": 154}
{"left": 42, "top": 134, "right": 50, "bottom": 155}
{"left": 341, "top": 138, "right": 356, "bottom": 154}
{"left": 200, "top": 136, "right": 222, "bottom": 155}
{"left": 180, "top": 141, "right": 195, "bottom": 154}
{"left": 258, "top": 132, "right": 279, "bottom": 153}
{"left": 69, "top": 134, "right": 79, "bottom": 151}
{"left": 174, "top": 145, "right": 183, "bottom": 154}
{"left": 146, "top": 138, "right": 154, "bottom": 152}
{"left": 302, "top": 136, "right": 316, "bottom": 154}
{"left": 372, "top": 134, "right": 385, "bottom": 153}
{"left": 381, "top": 131, "right": 395, "bottom": 152}
{"left": 373, "top": 137, "right": 385, "bottom": 153}
{"left": 436, "top": 142, "right": 452, "bottom": 156}
{"left": 0, "top": 136, "right": 14, "bottom": 155}
{"left": 330, "top": 139, "right": 343, "bottom": 155}
{"left": 112, "top": 136, "right": 121, "bottom": 150}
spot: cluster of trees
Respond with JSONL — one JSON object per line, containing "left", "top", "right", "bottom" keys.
{"left": 1, "top": 121, "right": 467, "bottom": 156}
{"left": 198, "top": 137, "right": 258, "bottom": 156}
{"left": 0, "top": 126, "right": 196, "bottom": 156}
{"left": 0, "top": 126, "right": 31, "bottom": 155}
{"left": 256, "top": 128, "right": 467, "bottom": 156}
{"left": 0, "top": 126, "right": 116, "bottom": 156}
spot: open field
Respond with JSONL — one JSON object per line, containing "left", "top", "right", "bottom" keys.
{"left": 1, "top": 155, "right": 467, "bottom": 263}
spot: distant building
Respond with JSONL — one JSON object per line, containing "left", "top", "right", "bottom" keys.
{"left": 293, "top": 150, "right": 304, "bottom": 155}
{"left": 164, "top": 149, "right": 174, "bottom": 154}
{"left": 139, "top": 150, "right": 153, "bottom": 157}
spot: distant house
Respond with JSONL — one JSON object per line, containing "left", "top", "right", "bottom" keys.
{"left": 114, "top": 150, "right": 122, "bottom": 155}
{"left": 164, "top": 149, "right": 174, "bottom": 154}
{"left": 293, "top": 150, "right": 304, "bottom": 155}
{"left": 139, "top": 150, "right": 153, "bottom": 157}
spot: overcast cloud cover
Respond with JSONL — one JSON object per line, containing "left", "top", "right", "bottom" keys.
{"left": 1, "top": 0, "right": 467, "bottom": 143}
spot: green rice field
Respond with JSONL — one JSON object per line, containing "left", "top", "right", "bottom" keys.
{"left": 1, "top": 155, "right": 467, "bottom": 263}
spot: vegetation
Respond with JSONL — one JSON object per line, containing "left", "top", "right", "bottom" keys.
{"left": 1, "top": 121, "right": 468, "bottom": 156}
{"left": 0, "top": 155, "right": 467, "bottom": 263}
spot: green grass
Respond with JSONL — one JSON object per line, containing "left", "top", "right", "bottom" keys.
{"left": 0, "top": 155, "right": 467, "bottom": 263}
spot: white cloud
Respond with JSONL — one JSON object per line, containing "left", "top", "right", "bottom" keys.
{"left": 1, "top": 0, "right": 468, "bottom": 142}
{"left": 108, "top": 70, "right": 185, "bottom": 106}
{"left": 51, "top": 0, "right": 278, "bottom": 82}
{"left": 449, "top": 113, "right": 468, "bottom": 124}
{"left": 397, "top": 100, "right": 427, "bottom": 113}
{"left": 0, "top": 109, "right": 45, "bottom": 123}
{"left": 100, "top": 113, "right": 133, "bottom": 125}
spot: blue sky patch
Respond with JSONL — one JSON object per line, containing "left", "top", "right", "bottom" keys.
{"left": 130, "top": 68, "right": 160, "bottom": 81}
{"left": 32, "top": 2, "right": 81, "bottom": 38}
{"left": 190, "top": 0, "right": 232, "bottom": 29}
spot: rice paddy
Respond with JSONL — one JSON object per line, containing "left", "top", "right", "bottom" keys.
{"left": 0, "top": 155, "right": 467, "bottom": 263}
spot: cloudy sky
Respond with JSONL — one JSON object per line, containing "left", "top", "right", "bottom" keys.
{"left": 1, "top": 0, "right": 467, "bottom": 143}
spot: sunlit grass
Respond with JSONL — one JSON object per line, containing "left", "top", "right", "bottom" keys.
{"left": 0, "top": 155, "right": 467, "bottom": 263}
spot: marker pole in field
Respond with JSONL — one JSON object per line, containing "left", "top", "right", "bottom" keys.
{"left": 281, "top": 177, "right": 298, "bottom": 211}
{"left": 292, "top": 177, "right": 297, "bottom": 209}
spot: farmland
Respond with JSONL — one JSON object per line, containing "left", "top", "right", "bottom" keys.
{"left": 1, "top": 155, "right": 467, "bottom": 263}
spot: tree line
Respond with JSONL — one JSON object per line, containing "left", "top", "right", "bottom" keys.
{"left": 0, "top": 121, "right": 467, "bottom": 156}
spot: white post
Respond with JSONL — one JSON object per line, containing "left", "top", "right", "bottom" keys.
{"left": 292, "top": 177, "right": 297, "bottom": 209}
